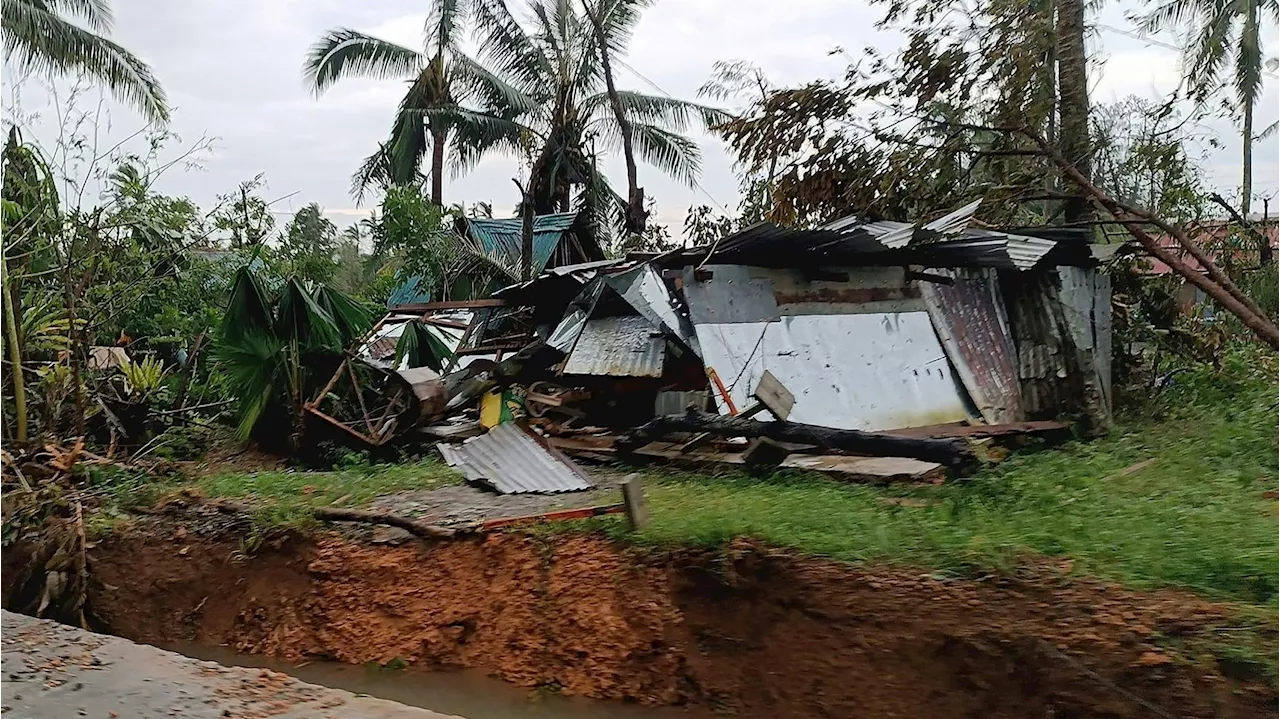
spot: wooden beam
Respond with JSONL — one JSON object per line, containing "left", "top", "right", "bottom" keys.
{"left": 622, "top": 409, "right": 976, "bottom": 472}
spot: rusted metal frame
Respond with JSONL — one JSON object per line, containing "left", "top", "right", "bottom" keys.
{"left": 346, "top": 361, "right": 376, "bottom": 436}
{"left": 305, "top": 315, "right": 390, "bottom": 411}
{"left": 305, "top": 404, "right": 382, "bottom": 445}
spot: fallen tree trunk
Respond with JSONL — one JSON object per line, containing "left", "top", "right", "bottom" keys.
{"left": 212, "top": 501, "right": 461, "bottom": 540}
{"left": 619, "top": 410, "right": 977, "bottom": 473}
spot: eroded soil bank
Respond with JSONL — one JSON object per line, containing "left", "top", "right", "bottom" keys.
{"left": 5, "top": 523, "right": 1275, "bottom": 718}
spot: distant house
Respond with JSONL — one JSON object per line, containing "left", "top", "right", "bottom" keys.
{"left": 457, "top": 211, "right": 606, "bottom": 277}
{"left": 385, "top": 211, "right": 607, "bottom": 307}
{"left": 1143, "top": 217, "right": 1278, "bottom": 276}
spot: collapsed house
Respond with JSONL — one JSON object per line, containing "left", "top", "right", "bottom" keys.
{"left": 308, "top": 202, "right": 1113, "bottom": 490}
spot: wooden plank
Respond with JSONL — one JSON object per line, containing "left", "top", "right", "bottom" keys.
{"left": 480, "top": 503, "right": 624, "bottom": 531}
{"left": 548, "top": 437, "right": 945, "bottom": 484}
{"left": 887, "top": 420, "right": 1069, "bottom": 439}
{"left": 620, "top": 474, "right": 649, "bottom": 531}
{"left": 752, "top": 370, "right": 795, "bottom": 420}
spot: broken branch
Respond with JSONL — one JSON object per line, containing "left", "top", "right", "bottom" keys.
{"left": 211, "top": 501, "right": 460, "bottom": 540}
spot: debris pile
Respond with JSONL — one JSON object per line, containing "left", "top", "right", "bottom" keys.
{"left": 305, "top": 202, "right": 1109, "bottom": 493}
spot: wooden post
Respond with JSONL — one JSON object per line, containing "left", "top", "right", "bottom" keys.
{"left": 620, "top": 474, "right": 649, "bottom": 531}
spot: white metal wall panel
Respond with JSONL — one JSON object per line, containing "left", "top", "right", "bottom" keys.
{"left": 694, "top": 312, "right": 973, "bottom": 431}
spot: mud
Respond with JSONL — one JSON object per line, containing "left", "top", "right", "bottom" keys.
{"left": 8, "top": 524, "right": 1276, "bottom": 719}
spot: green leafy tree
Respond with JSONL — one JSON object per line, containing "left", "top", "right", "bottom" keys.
{"left": 1, "top": 0, "right": 168, "bottom": 124}
{"left": 1140, "top": 0, "right": 1279, "bottom": 215}
{"left": 211, "top": 175, "right": 275, "bottom": 248}
{"left": 278, "top": 203, "right": 339, "bottom": 285}
{"left": 304, "top": 0, "right": 531, "bottom": 205}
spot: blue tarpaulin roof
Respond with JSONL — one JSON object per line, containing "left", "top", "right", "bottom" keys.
{"left": 465, "top": 213, "right": 578, "bottom": 274}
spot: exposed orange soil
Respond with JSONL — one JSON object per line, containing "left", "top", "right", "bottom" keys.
{"left": 12, "top": 523, "right": 1276, "bottom": 718}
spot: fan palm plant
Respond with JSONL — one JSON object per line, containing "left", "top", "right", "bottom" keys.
{"left": 304, "top": 0, "right": 533, "bottom": 205}
{"left": 1140, "top": 0, "right": 1279, "bottom": 215}
{"left": 1, "top": 0, "right": 168, "bottom": 124}
{"left": 218, "top": 268, "right": 373, "bottom": 444}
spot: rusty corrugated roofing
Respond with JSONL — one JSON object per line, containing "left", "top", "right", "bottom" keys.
{"left": 920, "top": 268, "right": 1026, "bottom": 425}
{"left": 437, "top": 422, "right": 593, "bottom": 494}
{"left": 561, "top": 315, "right": 666, "bottom": 378}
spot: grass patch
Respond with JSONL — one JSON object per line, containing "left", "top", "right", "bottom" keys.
{"left": 617, "top": 347, "right": 1279, "bottom": 605}
{"left": 89, "top": 457, "right": 462, "bottom": 530}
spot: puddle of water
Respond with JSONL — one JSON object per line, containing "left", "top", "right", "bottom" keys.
{"left": 162, "top": 642, "right": 712, "bottom": 719}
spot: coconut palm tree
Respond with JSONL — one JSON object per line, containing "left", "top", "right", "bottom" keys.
{"left": 1, "top": 0, "right": 168, "bottom": 124}
{"left": 304, "top": 0, "right": 531, "bottom": 206}
{"left": 1140, "top": 0, "right": 1279, "bottom": 215}
{"left": 456, "top": 0, "right": 728, "bottom": 216}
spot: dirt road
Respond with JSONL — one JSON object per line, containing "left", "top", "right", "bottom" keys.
{"left": 0, "top": 610, "right": 460, "bottom": 719}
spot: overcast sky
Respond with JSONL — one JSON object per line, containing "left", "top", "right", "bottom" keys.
{"left": 4, "top": 0, "right": 1278, "bottom": 235}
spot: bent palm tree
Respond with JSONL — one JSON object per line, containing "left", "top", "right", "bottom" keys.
{"left": 2, "top": 0, "right": 168, "bottom": 124}
{"left": 1141, "top": 0, "right": 1279, "bottom": 215}
{"left": 304, "top": 0, "right": 531, "bottom": 205}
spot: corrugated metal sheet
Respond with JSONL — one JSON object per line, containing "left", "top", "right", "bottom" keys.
{"left": 547, "top": 279, "right": 604, "bottom": 353}
{"left": 604, "top": 264, "right": 701, "bottom": 355}
{"left": 1000, "top": 268, "right": 1111, "bottom": 428}
{"left": 437, "top": 422, "right": 593, "bottom": 494}
{"left": 1057, "top": 266, "right": 1112, "bottom": 419}
{"left": 708, "top": 203, "right": 1060, "bottom": 271}
{"left": 919, "top": 268, "right": 1025, "bottom": 424}
{"left": 562, "top": 315, "right": 666, "bottom": 377}
{"left": 465, "top": 213, "right": 579, "bottom": 274}
{"left": 691, "top": 311, "right": 973, "bottom": 431}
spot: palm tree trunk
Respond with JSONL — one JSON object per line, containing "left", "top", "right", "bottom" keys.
{"left": 1242, "top": 0, "right": 1256, "bottom": 217}
{"left": 1055, "top": 0, "right": 1092, "bottom": 225}
{"left": 583, "top": 0, "right": 647, "bottom": 234}
{"left": 430, "top": 127, "right": 447, "bottom": 206}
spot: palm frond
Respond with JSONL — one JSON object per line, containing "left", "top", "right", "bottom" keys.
{"left": 471, "top": 0, "right": 554, "bottom": 96}
{"left": 586, "top": 90, "right": 730, "bottom": 132}
{"left": 589, "top": 0, "right": 650, "bottom": 58}
{"left": 1256, "top": 120, "right": 1278, "bottom": 141}
{"left": 45, "top": 0, "right": 112, "bottom": 31}
{"left": 407, "top": 105, "right": 535, "bottom": 146}
{"left": 2, "top": 0, "right": 169, "bottom": 123}
{"left": 302, "top": 28, "right": 423, "bottom": 95}
{"left": 1233, "top": 6, "right": 1264, "bottom": 110}
{"left": 628, "top": 122, "right": 702, "bottom": 185}
{"left": 275, "top": 277, "right": 341, "bottom": 350}
{"left": 216, "top": 328, "right": 286, "bottom": 439}
{"left": 1183, "top": 2, "right": 1236, "bottom": 102}
{"left": 425, "top": 0, "right": 469, "bottom": 56}
{"left": 221, "top": 266, "right": 275, "bottom": 342}
{"left": 312, "top": 284, "right": 375, "bottom": 347}
{"left": 394, "top": 321, "right": 454, "bottom": 371}
{"left": 449, "top": 51, "right": 538, "bottom": 114}
{"left": 574, "top": 162, "right": 625, "bottom": 249}
{"left": 1138, "top": 0, "right": 1210, "bottom": 33}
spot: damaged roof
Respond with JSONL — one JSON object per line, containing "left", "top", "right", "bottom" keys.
{"left": 701, "top": 202, "right": 1089, "bottom": 271}
{"left": 437, "top": 422, "right": 594, "bottom": 494}
{"left": 464, "top": 213, "right": 587, "bottom": 274}
{"left": 562, "top": 315, "right": 667, "bottom": 378}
